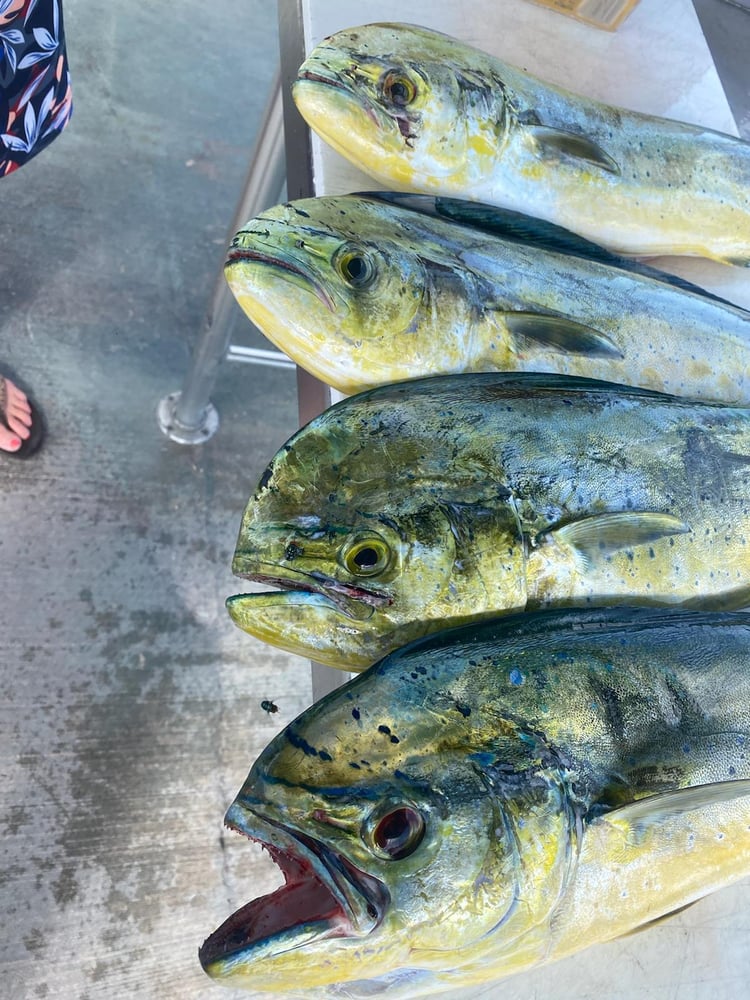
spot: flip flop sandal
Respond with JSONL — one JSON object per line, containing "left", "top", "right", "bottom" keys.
{"left": 0, "top": 373, "right": 45, "bottom": 459}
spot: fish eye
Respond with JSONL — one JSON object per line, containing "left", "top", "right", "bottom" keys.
{"left": 334, "top": 246, "right": 376, "bottom": 289}
{"left": 340, "top": 534, "right": 391, "bottom": 576}
{"left": 381, "top": 70, "right": 417, "bottom": 107}
{"left": 364, "top": 803, "right": 425, "bottom": 861}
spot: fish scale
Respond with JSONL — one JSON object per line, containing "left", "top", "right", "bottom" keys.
{"left": 292, "top": 23, "right": 750, "bottom": 264}
{"left": 200, "top": 608, "right": 750, "bottom": 997}
{"left": 225, "top": 193, "right": 750, "bottom": 400}
{"left": 227, "top": 373, "right": 750, "bottom": 671}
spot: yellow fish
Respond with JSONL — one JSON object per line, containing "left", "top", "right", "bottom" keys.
{"left": 200, "top": 607, "right": 750, "bottom": 997}
{"left": 226, "top": 192, "right": 750, "bottom": 398}
{"left": 293, "top": 23, "right": 750, "bottom": 266}
{"left": 228, "top": 373, "right": 750, "bottom": 671}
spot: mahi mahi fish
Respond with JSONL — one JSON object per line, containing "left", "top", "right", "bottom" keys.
{"left": 228, "top": 372, "right": 750, "bottom": 672}
{"left": 226, "top": 191, "right": 750, "bottom": 398}
{"left": 200, "top": 606, "right": 750, "bottom": 997}
{"left": 292, "top": 23, "right": 750, "bottom": 265}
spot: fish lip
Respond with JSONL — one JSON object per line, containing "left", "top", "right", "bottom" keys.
{"left": 199, "top": 805, "right": 388, "bottom": 971}
{"left": 231, "top": 564, "right": 392, "bottom": 618}
{"left": 225, "top": 245, "right": 336, "bottom": 313}
{"left": 296, "top": 66, "right": 387, "bottom": 133}
{"left": 296, "top": 67, "right": 350, "bottom": 94}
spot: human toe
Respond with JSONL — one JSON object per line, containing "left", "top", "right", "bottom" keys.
{"left": 6, "top": 380, "right": 32, "bottom": 430}
{"left": 0, "top": 377, "right": 32, "bottom": 451}
{"left": 0, "top": 421, "right": 23, "bottom": 452}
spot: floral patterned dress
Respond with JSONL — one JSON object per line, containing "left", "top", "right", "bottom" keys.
{"left": 0, "top": 0, "right": 72, "bottom": 177}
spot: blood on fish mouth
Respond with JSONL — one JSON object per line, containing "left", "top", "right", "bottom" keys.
{"left": 198, "top": 843, "right": 347, "bottom": 968}
{"left": 199, "top": 818, "right": 387, "bottom": 970}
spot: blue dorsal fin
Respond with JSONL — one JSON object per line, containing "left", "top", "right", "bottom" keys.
{"left": 463, "top": 370, "right": 679, "bottom": 399}
{"left": 360, "top": 191, "right": 744, "bottom": 311}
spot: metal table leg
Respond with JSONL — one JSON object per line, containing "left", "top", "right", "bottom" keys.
{"left": 158, "top": 68, "right": 286, "bottom": 444}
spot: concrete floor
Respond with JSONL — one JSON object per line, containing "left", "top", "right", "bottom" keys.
{"left": 1, "top": 2, "right": 749, "bottom": 1000}
{"left": 1, "top": 3, "right": 305, "bottom": 999}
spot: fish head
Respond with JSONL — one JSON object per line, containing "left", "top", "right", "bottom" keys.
{"left": 225, "top": 197, "right": 436, "bottom": 391}
{"left": 227, "top": 411, "right": 528, "bottom": 670}
{"left": 200, "top": 642, "right": 579, "bottom": 994}
{"left": 293, "top": 24, "right": 506, "bottom": 193}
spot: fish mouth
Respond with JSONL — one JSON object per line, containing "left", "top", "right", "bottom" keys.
{"left": 225, "top": 244, "right": 336, "bottom": 313}
{"left": 296, "top": 66, "right": 352, "bottom": 95}
{"left": 230, "top": 564, "right": 392, "bottom": 622}
{"left": 295, "top": 65, "right": 388, "bottom": 134}
{"left": 199, "top": 805, "right": 388, "bottom": 975}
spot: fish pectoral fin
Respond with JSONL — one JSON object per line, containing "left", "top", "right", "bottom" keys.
{"left": 619, "top": 900, "right": 701, "bottom": 938}
{"left": 527, "top": 125, "right": 620, "bottom": 175}
{"left": 601, "top": 779, "right": 750, "bottom": 835}
{"left": 503, "top": 312, "right": 624, "bottom": 359}
{"left": 540, "top": 512, "right": 691, "bottom": 566}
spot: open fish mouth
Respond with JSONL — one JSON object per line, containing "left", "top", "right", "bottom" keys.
{"left": 229, "top": 565, "right": 391, "bottom": 622}
{"left": 199, "top": 806, "right": 388, "bottom": 974}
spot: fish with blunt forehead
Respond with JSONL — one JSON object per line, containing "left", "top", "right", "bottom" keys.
{"left": 293, "top": 23, "right": 750, "bottom": 265}
{"left": 200, "top": 607, "right": 750, "bottom": 997}
{"left": 227, "top": 372, "right": 750, "bottom": 672}
{"left": 225, "top": 191, "right": 750, "bottom": 400}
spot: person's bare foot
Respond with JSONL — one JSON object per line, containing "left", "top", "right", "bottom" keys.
{"left": 0, "top": 375, "right": 33, "bottom": 453}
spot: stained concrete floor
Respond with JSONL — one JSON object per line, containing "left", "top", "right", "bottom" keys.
{"left": 2, "top": 2, "right": 750, "bottom": 1000}
{"left": 1, "top": 3, "right": 305, "bottom": 999}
